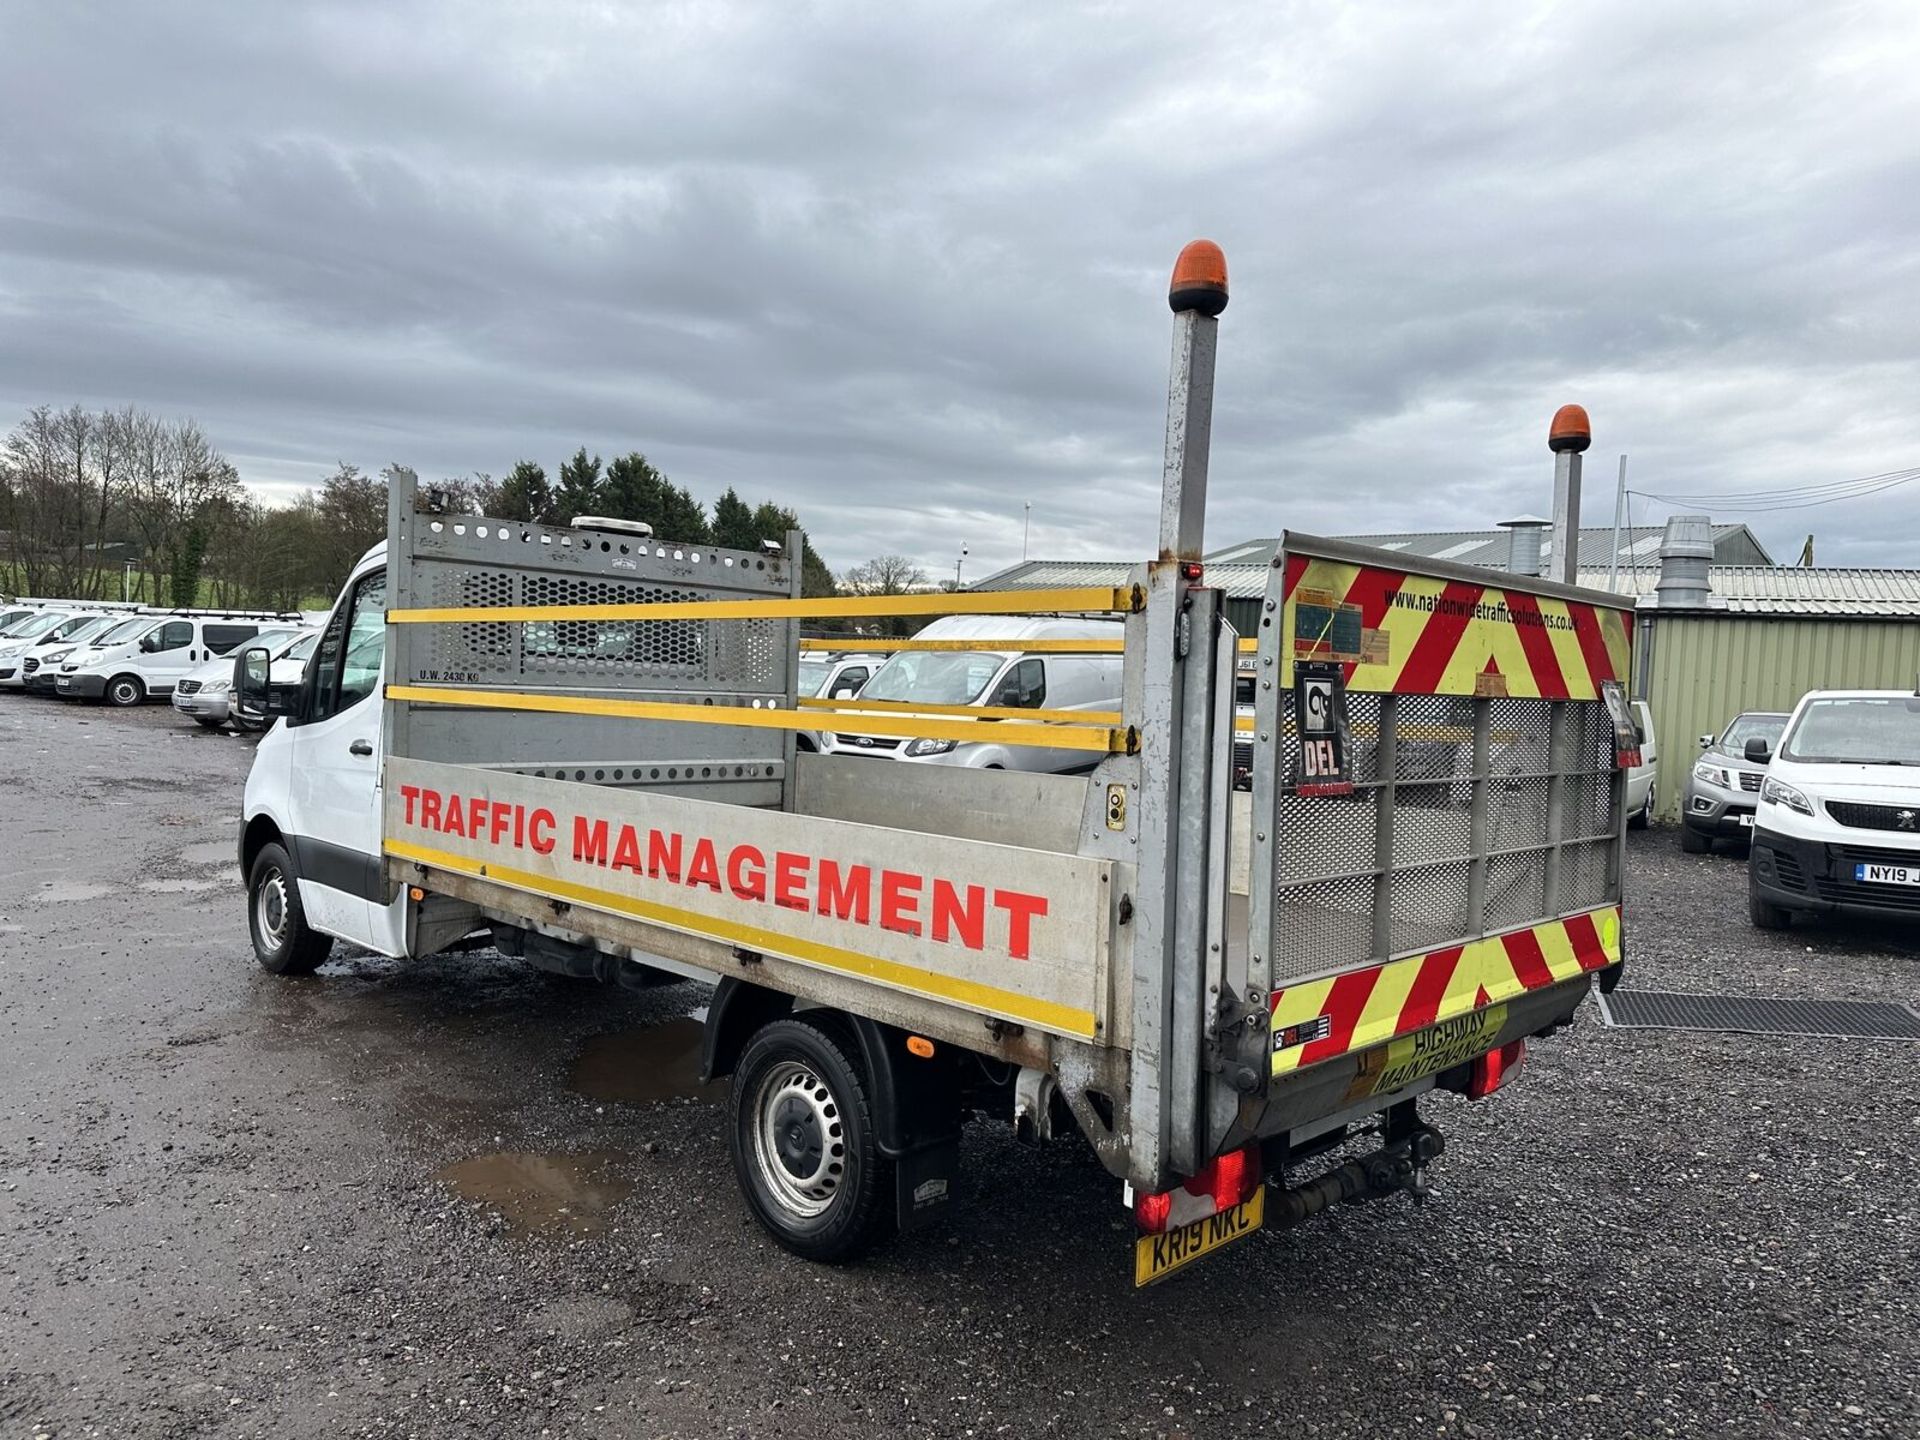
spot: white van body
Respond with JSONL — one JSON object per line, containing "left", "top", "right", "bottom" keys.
{"left": 242, "top": 545, "right": 406, "bottom": 953}
{"left": 0, "top": 610, "right": 99, "bottom": 687}
{"left": 1626, "top": 699, "right": 1658, "bottom": 827}
{"left": 57, "top": 612, "right": 297, "bottom": 706}
{"left": 7, "top": 612, "right": 127, "bottom": 692}
{"left": 1748, "top": 688, "right": 1920, "bottom": 928}
{"left": 816, "top": 615, "right": 1123, "bottom": 773}
{"left": 791, "top": 649, "right": 885, "bottom": 752}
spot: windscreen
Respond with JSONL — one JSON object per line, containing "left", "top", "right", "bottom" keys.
{"left": 796, "top": 658, "right": 831, "bottom": 696}
{"left": 95, "top": 616, "right": 154, "bottom": 645}
{"left": 1782, "top": 697, "right": 1920, "bottom": 766}
{"left": 6, "top": 612, "right": 68, "bottom": 640}
{"left": 1721, "top": 713, "right": 1787, "bottom": 753}
{"left": 859, "top": 651, "right": 1003, "bottom": 706}
{"left": 47, "top": 614, "right": 106, "bottom": 642}
{"left": 284, "top": 633, "right": 320, "bottom": 662}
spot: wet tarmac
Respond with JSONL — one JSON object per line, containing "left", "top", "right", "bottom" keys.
{"left": 2, "top": 698, "right": 1916, "bottom": 1438}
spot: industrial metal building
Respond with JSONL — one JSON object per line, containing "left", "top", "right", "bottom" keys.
{"left": 975, "top": 525, "right": 1920, "bottom": 823}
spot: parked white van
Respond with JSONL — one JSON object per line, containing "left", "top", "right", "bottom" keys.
{"left": 816, "top": 615, "right": 1123, "bottom": 773}
{"left": 56, "top": 610, "right": 301, "bottom": 706}
{"left": 0, "top": 609, "right": 96, "bottom": 685}
{"left": 171, "top": 627, "right": 314, "bottom": 728}
{"left": 792, "top": 649, "right": 885, "bottom": 752}
{"left": 1748, "top": 688, "right": 1920, "bottom": 930}
{"left": 7, "top": 612, "right": 127, "bottom": 692}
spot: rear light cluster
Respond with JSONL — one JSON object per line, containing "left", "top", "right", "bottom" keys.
{"left": 1466, "top": 1039, "right": 1526, "bottom": 1100}
{"left": 1133, "top": 1142, "right": 1261, "bottom": 1234}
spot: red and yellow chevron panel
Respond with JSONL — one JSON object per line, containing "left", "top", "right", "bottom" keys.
{"left": 1282, "top": 552, "right": 1632, "bottom": 700}
{"left": 1269, "top": 906, "right": 1622, "bottom": 1078}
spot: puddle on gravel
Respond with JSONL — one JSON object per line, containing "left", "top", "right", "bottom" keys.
{"left": 37, "top": 880, "right": 115, "bottom": 903}
{"left": 175, "top": 840, "right": 237, "bottom": 867}
{"left": 139, "top": 876, "right": 222, "bottom": 893}
{"left": 435, "top": 1150, "right": 633, "bottom": 1234}
{"left": 569, "top": 1017, "right": 724, "bottom": 1106}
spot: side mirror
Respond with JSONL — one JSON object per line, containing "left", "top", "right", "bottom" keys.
{"left": 139, "top": 633, "right": 161, "bottom": 653}
{"left": 1744, "top": 737, "right": 1771, "bottom": 763}
{"left": 1698, "top": 734, "right": 1714, "bottom": 749}
{"left": 233, "top": 646, "right": 272, "bottom": 727}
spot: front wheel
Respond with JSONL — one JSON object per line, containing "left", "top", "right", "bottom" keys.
{"left": 1680, "top": 825, "right": 1711, "bottom": 854}
{"left": 729, "top": 1017, "right": 893, "bottom": 1262}
{"left": 1748, "top": 873, "right": 1792, "bottom": 931}
{"left": 194, "top": 717, "right": 223, "bottom": 731}
{"left": 104, "top": 674, "right": 146, "bottom": 707}
{"left": 248, "top": 841, "right": 333, "bottom": 975}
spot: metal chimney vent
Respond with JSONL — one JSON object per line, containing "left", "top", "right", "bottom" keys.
{"left": 1498, "top": 516, "right": 1551, "bottom": 577}
{"left": 1655, "top": 515, "right": 1715, "bottom": 608}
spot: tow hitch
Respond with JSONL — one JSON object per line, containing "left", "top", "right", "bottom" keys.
{"left": 1268, "top": 1103, "right": 1445, "bottom": 1229}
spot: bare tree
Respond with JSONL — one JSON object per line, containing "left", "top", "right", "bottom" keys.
{"left": 121, "top": 412, "right": 242, "bottom": 606}
{"left": 841, "top": 554, "right": 931, "bottom": 637}
{"left": 2, "top": 405, "right": 103, "bottom": 598}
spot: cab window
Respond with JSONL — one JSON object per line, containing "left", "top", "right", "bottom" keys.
{"left": 203, "top": 623, "right": 259, "bottom": 654}
{"left": 988, "top": 657, "right": 1047, "bottom": 709}
{"left": 145, "top": 621, "right": 192, "bottom": 653}
{"left": 309, "top": 571, "right": 386, "bottom": 721}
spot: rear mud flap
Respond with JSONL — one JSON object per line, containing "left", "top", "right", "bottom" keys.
{"left": 894, "top": 1139, "right": 959, "bottom": 1232}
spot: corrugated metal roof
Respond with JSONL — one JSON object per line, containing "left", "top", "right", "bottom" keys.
{"left": 973, "top": 558, "right": 1920, "bottom": 619}
{"left": 1208, "top": 524, "right": 1769, "bottom": 569}
{"left": 1575, "top": 567, "right": 1920, "bottom": 617}
{"left": 971, "top": 558, "right": 1273, "bottom": 600}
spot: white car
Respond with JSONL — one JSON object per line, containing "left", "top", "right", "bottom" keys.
{"left": 171, "top": 627, "right": 314, "bottom": 729}
{"left": 817, "top": 615, "right": 1123, "bottom": 773}
{"left": 1748, "top": 688, "right": 1920, "bottom": 929}
{"left": 1626, "top": 699, "right": 1659, "bottom": 829}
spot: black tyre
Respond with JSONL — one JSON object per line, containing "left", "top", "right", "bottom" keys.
{"left": 728, "top": 1017, "right": 893, "bottom": 1262}
{"left": 247, "top": 841, "right": 333, "bottom": 975}
{"left": 1628, "top": 788, "right": 1653, "bottom": 830}
{"left": 104, "top": 674, "right": 146, "bottom": 708}
{"left": 194, "top": 717, "right": 223, "bottom": 731}
{"left": 1748, "top": 873, "right": 1791, "bottom": 931}
{"left": 1680, "top": 825, "right": 1711, "bottom": 854}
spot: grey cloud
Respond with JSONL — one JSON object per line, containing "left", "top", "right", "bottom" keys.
{"left": 3, "top": 1, "right": 1916, "bottom": 578}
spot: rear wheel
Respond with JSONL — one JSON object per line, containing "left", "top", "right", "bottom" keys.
{"left": 1680, "top": 825, "right": 1711, "bottom": 854}
{"left": 1748, "top": 873, "right": 1791, "bottom": 930}
{"left": 1628, "top": 787, "right": 1653, "bottom": 830}
{"left": 247, "top": 841, "right": 333, "bottom": 975}
{"left": 729, "top": 1017, "right": 892, "bottom": 1262}
{"left": 104, "top": 674, "right": 145, "bottom": 707}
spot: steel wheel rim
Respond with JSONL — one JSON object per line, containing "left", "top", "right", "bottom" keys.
{"left": 256, "top": 868, "right": 290, "bottom": 950}
{"left": 750, "top": 1060, "right": 845, "bottom": 1220}
{"left": 112, "top": 681, "right": 137, "bottom": 704}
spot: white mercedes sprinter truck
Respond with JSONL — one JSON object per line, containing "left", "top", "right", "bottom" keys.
{"left": 235, "top": 241, "right": 1633, "bottom": 1284}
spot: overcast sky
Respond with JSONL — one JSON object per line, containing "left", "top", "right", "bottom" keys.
{"left": 3, "top": 1, "right": 1917, "bottom": 579}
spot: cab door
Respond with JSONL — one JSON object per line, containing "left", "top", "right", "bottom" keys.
{"left": 285, "top": 568, "right": 394, "bottom": 950}
{"left": 138, "top": 619, "right": 197, "bottom": 694}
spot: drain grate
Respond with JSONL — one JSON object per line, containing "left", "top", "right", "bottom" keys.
{"left": 1597, "top": 989, "right": 1920, "bottom": 1041}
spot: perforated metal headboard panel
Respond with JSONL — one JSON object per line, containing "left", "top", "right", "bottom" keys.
{"left": 385, "top": 496, "right": 801, "bottom": 804}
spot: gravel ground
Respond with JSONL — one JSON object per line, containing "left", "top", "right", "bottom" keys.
{"left": 1, "top": 698, "right": 1915, "bottom": 1438}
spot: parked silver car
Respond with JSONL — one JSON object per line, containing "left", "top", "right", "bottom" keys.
{"left": 1681, "top": 710, "right": 1789, "bottom": 853}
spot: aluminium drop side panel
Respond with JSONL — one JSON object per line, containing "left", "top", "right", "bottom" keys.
{"left": 383, "top": 756, "right": 1114, "bottom": 1044}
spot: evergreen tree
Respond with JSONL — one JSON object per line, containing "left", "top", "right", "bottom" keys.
{"left": 553, "top": 447, "right": 603, "bottom": 520}
{"left": 493, "top": 460, "right": 553, "bottom": 524}
{"left": 601, "top": 452, "right": 665, "bottom": 528}
{"left": 710, "top": 487, "right": 758, "bottom": 551}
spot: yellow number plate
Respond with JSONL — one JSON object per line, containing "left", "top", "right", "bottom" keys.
{"left": 1343, "top": 1004, "right": 1507, "bottom": 1102}
{"left": 1132, "top": 1186, "right": 1265, "bottom": 1288}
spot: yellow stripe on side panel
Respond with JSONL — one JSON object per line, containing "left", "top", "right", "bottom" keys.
{"left": 387, "top": 839, "right": 1100, "bottom": 1040}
